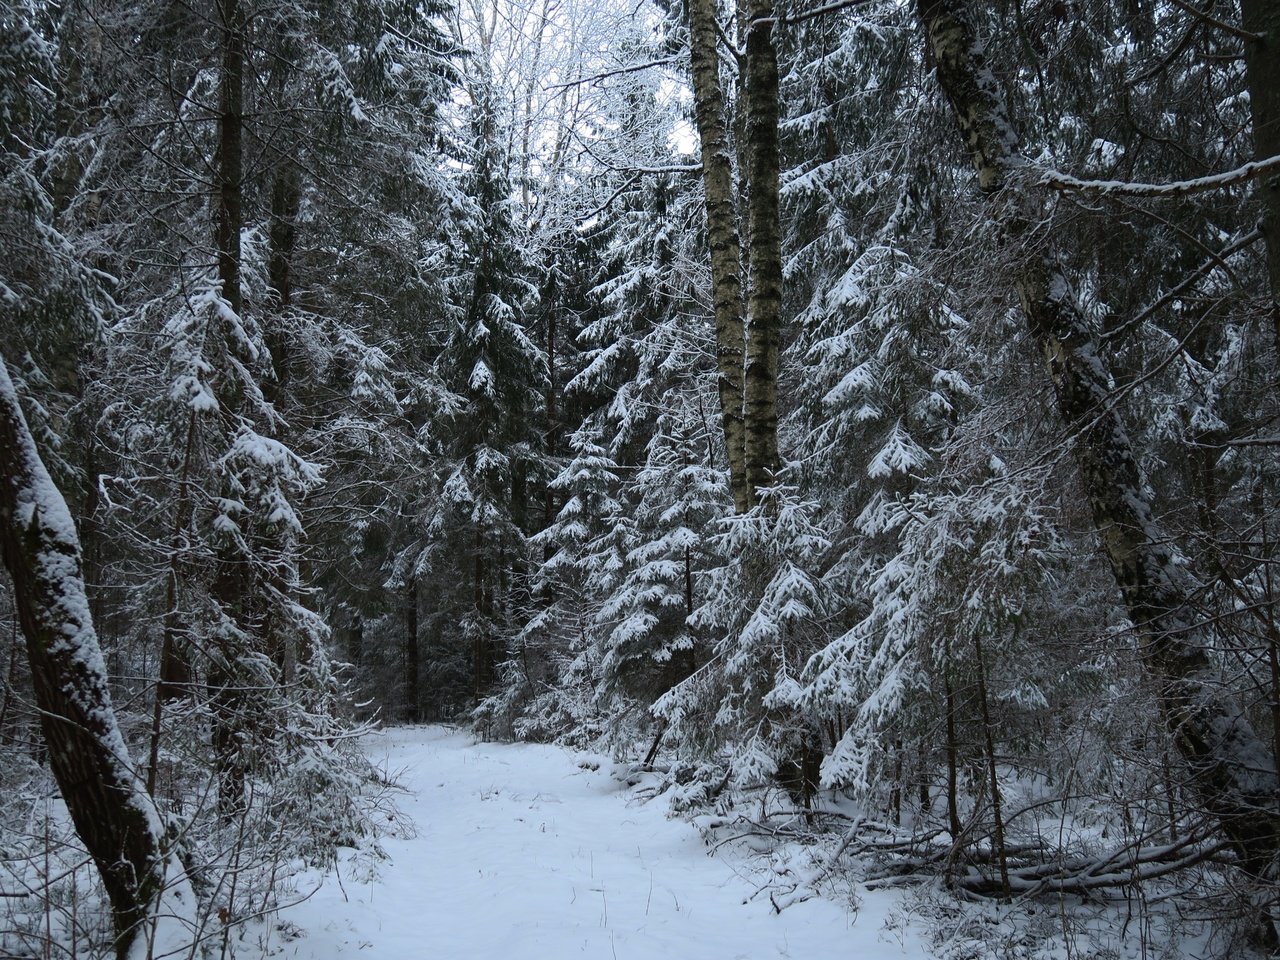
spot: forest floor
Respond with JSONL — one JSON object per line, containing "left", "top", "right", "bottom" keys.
{"left": 269, "top": 725, "right": 928, "bottom": 959}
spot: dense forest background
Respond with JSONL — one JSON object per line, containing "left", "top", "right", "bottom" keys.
{"left": 2, "top": 0, "right": 1280, "bottom": 955}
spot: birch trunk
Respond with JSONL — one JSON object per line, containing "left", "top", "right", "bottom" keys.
{"left": 742, "top": 0, "right": 783, "bottom": 498}
{"left": 0, "top": 356, "right": 179, "bottom": 959}
{"left": 687, "top": 0, "right": 749, "bottom": 512}
{"left": 917, "top": 0, "right": 1280, "bottom": 878}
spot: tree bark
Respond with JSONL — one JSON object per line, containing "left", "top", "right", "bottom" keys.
{"left": 0, "top": 355, "right": 173, "bottom": 958}
{"left": 918, "top": 0, "right": 1280, "bottom": 878}
{"left": 1241, "top": 0, "right": 1280, "bottom": 342}
{"left": 216, "top": 0, "right": 244, "bottom": 320}
{"left": 404, "top": 577, "right": 420, "bottom": 723}
{"left": 268, "top": 166, "right": 300, "bottom": 313}
{"left": 742, "top": 0, "right": 783, "bottom": 499}
{"left": 686, "top": 0, "right": 750, "bottom": 512}
{"left": 211, "top": 0, "right": 249, "bottom": 819}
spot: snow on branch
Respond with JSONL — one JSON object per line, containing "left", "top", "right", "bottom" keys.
{"left": 1040, "top": 153, "right": 1280, "bottom": 198}
{"left": 750, "top": 0, "right": 883, "bottom": 30}
{"left": 573, "top": 131, "right": 702, "bottom": 176}
{"left": 545, "top": 56, "right": 683, "bottom": 91}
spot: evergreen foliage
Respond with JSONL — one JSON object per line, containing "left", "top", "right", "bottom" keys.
{"left": 3, "top": 0, "right": 1280, "bottom": 953}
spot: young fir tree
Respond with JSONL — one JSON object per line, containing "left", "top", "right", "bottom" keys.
{"left": 427, "top": 73, "right": 547, "bottom": 718}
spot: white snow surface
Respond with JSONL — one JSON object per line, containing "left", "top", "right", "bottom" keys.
{"left": 279, "top": 726, "right": 926, "bottom": 960}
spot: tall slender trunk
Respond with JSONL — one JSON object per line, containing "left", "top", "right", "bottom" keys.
{"left": 0, "top": 628, "right": 18, "bottom": 744}
{"left": 268, "top": 165, "right": 301, "bottom": 314}
{"left": 917, "top": 0, "right": 1280, "bottom": 877}
{"left": 474, "top": 531, "right": 490, "bottom": 698}
{"left": 686, "top": 0, "right": 749, "bottom": 512}
{"left": 1241, "top": 0, "right": 1280, "bottom": 344}
{"left": 543, "top": 276, "right": 559, "bottom": 530}
{"left": 742, "top": 0, "right": 783, "bottom": 498}
{"left": 211, "top": 0, "right": 248, "bottom": 820}
{"left": 973, "top": 633, "right": 1010, "bottom": 898}
{"left": 263, "top": 164, "right": 302, "bottom": 678}
{"left": 404, "top": 577, "right": 420, "bottom": 723}
{"left": 216, "top": 0, "right": 244, "bottom": 319}
{"left": 147, "top": 409, "right": 198, "bottom": 795}
{"left": 0, "top": 356, "right": 178, "bottom": 959}
{"left": 159, "top": 409, "right": 198, "bottom": 703}
{"left": 943, "top": 647, "right": 962, "bottom": 841}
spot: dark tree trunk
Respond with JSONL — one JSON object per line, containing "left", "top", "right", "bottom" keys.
{"left": 210, "top": 0, "right": 249, "bottom": 821}
{"left": 210, "top": 550, "right": 248, "bottom": 819}
{"left": 158, "top": 409, "right": 197, "bottom": 703}
{"left": 404, "top": 577, "right": 420, "bottom": 723}
{"left": 216, "top": 0, "right": 244, "bottom": 319}
{"left": 0, "top": 356, "right": 175, "bottom": 959}
{"left": 1241, "top": 0, "right": 1280, "bottom": 341}
{"left": 742, "top": 0, "right": 783, "bottom": 499}
{"left": 268, "top": 166, "right": 301, "bottom": 313}
{"left": 944, "top": 650, "right": 962, "bottom": 841}
{"left": 917, "top": 0, "right": 1280, "bottom": 879}
{"left": 973, "top": 633, "right": 1010, "bottom": 898}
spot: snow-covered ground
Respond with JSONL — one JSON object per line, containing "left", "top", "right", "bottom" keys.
{"left": 274, "top": 726, "right": 927, "bottom": 959}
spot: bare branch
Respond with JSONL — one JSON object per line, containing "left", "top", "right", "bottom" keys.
{"left": 543, "top": 56, "right": 682, "bottom": 92}
{"left": 1166, "top": 0, "right": 1261, "bottom": 43}
{"left": 574, "top": 130, "right": 702, "bottom": 175}
{"left": 576, "top": 173, "right": 642, "bottom": 224}
{"left": 752, "top": 0, "right": 882, "bottom": 30}
{"left": 1102, "top": 228, "right": 1264, "bottom": 341}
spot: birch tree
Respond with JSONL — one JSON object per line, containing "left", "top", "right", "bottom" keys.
{"left": 742, "top": 0, "right": 783, "bottom": 498}
{"left": 916, "top": 0, "right": 1280, "bottom": 881}
{"left": 686, "top": 0, "right": 750, "bottom": 511}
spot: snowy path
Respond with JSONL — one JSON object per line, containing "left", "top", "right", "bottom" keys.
{"left": 277, "top": 726, "right": 927, "bottom": 959}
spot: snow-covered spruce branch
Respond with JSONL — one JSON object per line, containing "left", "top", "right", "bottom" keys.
{"left": 1040, "top": 153, "right": 1280, "bottom": 197}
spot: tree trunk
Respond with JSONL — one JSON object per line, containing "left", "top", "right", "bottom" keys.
{"left": 1241, "top": 0, "right": 1280, "bottom": 342}
{"left": 943, "top": 648, "right": 962, "bottom": 841}
{"left": 973, "top": 632, "right": 1010, "bottom": 898}
{"left": 404, "top": 577, "right": 420, "bottom": 723}
{"left": 268, "top": 165, "right": 301, "bottom": 314}
{"left": 0, "top": 356, "right": 178, "bottom": 959}
{"left": 210, "top": 0, "right": 249, "bottom": 819}
{"left": 216, "top": 0, "right": 244, "bottom": 320}
{"left": 686, "top": 0, "right": 750, "bottom": 512}
{"left": 917, "top": 0, "right": 1280, "bottom": 879}
{"left": 742, "top": 0, "right": 783, "bottom": 499}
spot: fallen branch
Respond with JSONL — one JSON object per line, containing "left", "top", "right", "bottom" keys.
{"left": 862, "top": 832, "right": 1231, "bottom": 898}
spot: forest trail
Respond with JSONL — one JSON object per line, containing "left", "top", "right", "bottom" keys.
{"left": 276, "top": 726, "right": 925, "bottom": 959}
